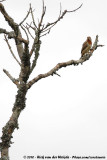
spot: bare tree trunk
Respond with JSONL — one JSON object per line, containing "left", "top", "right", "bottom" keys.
{"left": 1, "top": 74, "right": 28, "bottom": 160}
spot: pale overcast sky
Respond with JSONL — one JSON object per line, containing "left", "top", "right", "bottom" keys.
{"left": 0, "top": 0, "right": 107, "bottom": 160}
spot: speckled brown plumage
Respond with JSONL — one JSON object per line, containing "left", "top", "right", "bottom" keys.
{"left": 81, "top": 37, "right": 92, "bottom": 57}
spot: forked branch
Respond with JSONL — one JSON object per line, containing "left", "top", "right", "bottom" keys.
{"left": 41, "top": 3, "right": 83, "bottom": 34}
{"left": 27, "top": 35, "right": 103, "bottom": 89}
{"left": 4, "top": 35, "right": 21, "bottom": 66}
{"left": 26, "top": 2, "right": 83, "bottom": 75}
{"left": 0, "top": 3, "right": 28, "bottom": 59}
{"left": 19, "top": 6, "right": 31, "bottom": 26}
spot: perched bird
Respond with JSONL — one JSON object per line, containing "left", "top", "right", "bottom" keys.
{"left": 81, "top": 37, "right": 92, "bottom": 57}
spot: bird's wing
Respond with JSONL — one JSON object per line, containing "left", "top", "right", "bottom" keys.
{"left": 81, "top": 41, "right": 88, "bottom": 53}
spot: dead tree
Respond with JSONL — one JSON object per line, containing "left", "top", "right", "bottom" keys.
{"left": 0, "top": 1, "right": 104, "bottom": 160}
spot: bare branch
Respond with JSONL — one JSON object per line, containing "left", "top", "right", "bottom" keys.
{"left": 26, "top": 22, "right": 35, "bottom": 30}
{"left": 53, "top": 72, "right": 61, "bottom": 77}
{"left": 27, "top": 59, "right": 82, "bottom": 89}
{"left": 21, "top": 25, "right": 29, "bottom": 42}
{"left": 4, "top": 35, "right": 21, "bottom": 66}
{"left": 17, "top": 36, "right": 29, "bottom": 44}
{"left": 38, "top": 0, "right": 46, "bottom": 30}
{"left": 42, "top": 3, "right": 83, "bottom": 33}
{"left": 96, "top": 44, "right": 104, "bottom": 48}
{"left": 7, "top": 31, "right": 29, "bottom": 44}
{"left": 3, "top": 69, "right": 19, "bottom": 87}
{"left": 59, "top": 3, "right": 62, "bottom": 17}
{"left": 0, "top": 28, "right": 9, "bottom": 34}
{"left": 40, "top": 29, "right": 50, "bottom": 37}
{"left": 90, "top": 35, "right": 104, "bottom": 52}
{"left": 27, "top": 35, "right": 103, "bottom": 89}
{"left": 0, "top": 28, "right": 28, "bottom": 45}
{"left": 30, "top": 3, "right": 37, "bottom": 29}
{"left": 66, "top": 4, "right": 83, "bottom": 13}
{"left": 19, "top": 7, "right": 31, "bottom": 26}
{"left": 0, "top": 3, "right": 25, "bottom": 59}
{"left": 0, "top": 3, "right": 19, "bottom": 33}
{"left": 25, "top": 24, "right": 35, "bottom": 39}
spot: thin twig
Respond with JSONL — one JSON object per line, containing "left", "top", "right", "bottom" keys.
{"left": 30, "top": 3, "right": 38, "bottom": 29}
{"left": 59, "top": 3, "right": 62, "bottom": 18}
{"left": 4, "top": 35, "right": 21, "bottom": 66}
{"left": 25, "top": 25, "right": 34, "bottom": 39}
{"left": 21, "top": 25, "right": 29, "bottom": 42}
{"left": 40, "top": 29, "right": 50, "bottom": 37}
{"left": 38, "top": 0, "right": 46, "bottom": 29}
{"left": 26, "top": 22, "right": 35, "bottom": 30}
{"left": 96, "top": 44, "right": 104, "bottom": 48}
{"left": 41, "top": 3, "right": 83, "bottom": 34}
{"left": 19, "top": 7, "right": 31, "bottom": 26}
{"left": 67, "top": 4, "right": 83, "bottom": 13}
{"left": 41, "top": 23, "right": 56, "bottom": 34}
